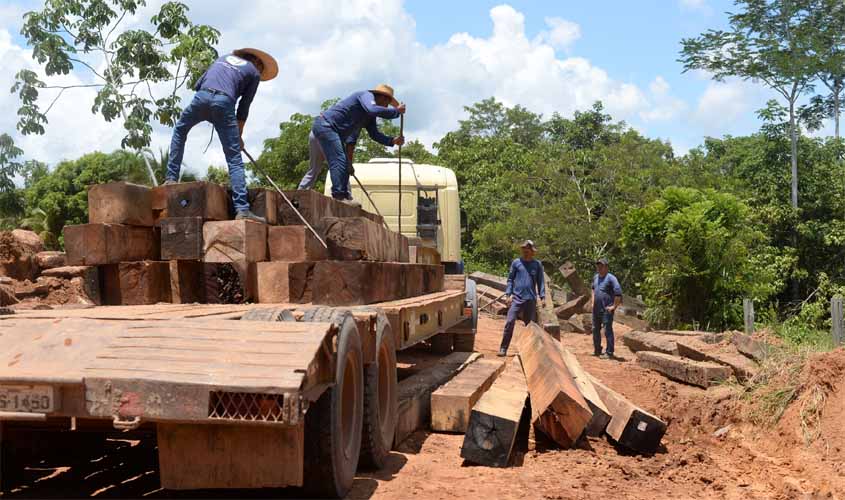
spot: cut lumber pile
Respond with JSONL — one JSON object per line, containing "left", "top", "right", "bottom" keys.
{"left": 654, "top": 329, "right": 725, "bottom": 344}
{"left": 278, "top": 189, "right": 383, "bottom": 227}
{"left": 431, "top": 359, "right": 506, "bottom": 433}
{"left": 159, "top": 217, "right": 203, "bottom": 261}
{"left": 101, "top": 261, "right": 171, "bottom": 305}
{"left": 312, "top": 262, "right": 443, "bottom": 306}
{"left": 64, "top": 224, "right": 158, "bottom": 265}
{"left": 410, "top": 245, "right": 441, "bottom": 265}
{"left": 155, "top": 181, "right": 229, "bottom": 221}
{"left": 251, "top": 262, "right": 315, "bottom": 304}
{"left": 584, "top": 371, "right": 667, "bottom": 454}
{"left": 636, "top": 351, "right": 731, "bottom": 388}
{"left": 320, "top": 217, "right": 409, "bottom": 262}
{"left": 88, "top": 182, "right": 153, "bottom": 226}
{"left": 558, "top": 346, "right": 611, "bottom": 437}
{"left": 460, "top": 356, "right": 529, "bottom": 467}
{"left": 267, "top": 226, "right": 327, "bottom": 262}
{"left": 444, "top": 274, "right": 465, "bottom": 291}
{"left": 622, "top": 330, "right": 679, "bottom": 355}
{"left": 732, "top": 332, "right": 768, "bottom": 362}
{"left": 515, "top": 323, "right": 592, "bottom": 447}
{"left": 469, "top": 271, "right": 508, "bottom": 292}
{"left": 169, "top": 261, "right": 207, "bottom": 304}
{"left": 675, "top": 337, "right": 758, "bottom": 382}
{"left": 477, "top": 285, "right": 507, "bottom": 314}
{"left": 395, "top": 352, "right": 481, "bottom": 445}
{"left": 203, "top": 220, "right": 268, "bottom": 263}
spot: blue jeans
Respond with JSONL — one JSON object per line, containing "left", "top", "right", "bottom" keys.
{"left": 297, "top": 131, "right": 326, "bottom": 190}
{"left": 311, "top": 117, "right": 350, "bottom": 199}
{"left": 500, "top": 299, "right": 536, "bottom": 352}
{"left": 166, "top": 90, "right": 249, "bottom": 212}
{"left": 592, "top": 310, "right": 615, "bottom": 355}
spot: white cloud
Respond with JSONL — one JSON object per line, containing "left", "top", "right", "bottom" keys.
{"left": 538, "top": 16, "right": 581, "bottom": 50}
{"left": 679, "top": 0, "right": 711, "bottom": 13}
{"left": 692, "top": 79, "right": 764, "bottom": 132}
{"left": 0, "top": 0, "right": 695, "bottom": 172}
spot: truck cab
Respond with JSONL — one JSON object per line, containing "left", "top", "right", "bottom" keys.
{"left": 324, "top": 158, "right": 463, "bottom": 274}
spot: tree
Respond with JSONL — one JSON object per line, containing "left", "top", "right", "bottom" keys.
{"left": 679, "top": 0, "right": 818, "bottom": 209}
{"left": 0, "top": 134, "right": 25, "bottom": 219}
{"left": 256, "top": 113, "right": 313, "bottom": 189}
{"left": 11, "top": 0, "right": 219, "bottom": 186}
{"left": 808, "top": 0, "right": 845, "bottom": 139}
{"left": 204, "top": 165, "right": 229, "bottom": 184}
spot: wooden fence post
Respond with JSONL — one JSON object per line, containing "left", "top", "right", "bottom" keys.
{"left": 743, "top": 298, "right": 755, "bottom": 336}
{"left": 832, "top": 296, "right": 844, "bottom": 346}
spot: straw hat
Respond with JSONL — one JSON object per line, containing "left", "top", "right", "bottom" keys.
{"left": 233, "top": 48, "right": 279, "bottom": 81}
{"left": 370, "top": 84, "right": 399, "bottom": 107}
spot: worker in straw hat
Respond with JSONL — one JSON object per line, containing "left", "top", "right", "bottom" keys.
{"left": 164, "top": 48, "right": 278, "bottom": 223}
{"left": 298, "top": 85, "right": 405, "bottom": 205}
{"left": 498, "top": 240, "right": 547, "bottom": 357}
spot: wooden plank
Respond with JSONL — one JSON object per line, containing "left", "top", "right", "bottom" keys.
{"left": 163, "top": 181, "right": 229, "bottom": 220}
{"left": 409, "top": 245, "right": 441, "bottom": 265}
{"left": 321, "top": 217, "right": 409, "bottom": 262}
{"left": 100, "top": 261, "right": 171, "bottom": 305}
{"left": 584, "top": 371, "right": 667, "bottom": 454}
{"left": 431, "top": 358, "right": 506, "bottom": 433}
{"left": 169, "top": 260, "right": 206, "bottom": 304}
{"left": 622, "top": 330, "right": 679, "bottom": 355}
{"left": 395, "top": 352, "right": 481, "bottom": 445}
{"left": 158, "top": 423, "right": 304, "bottom": 489}
{"left": 674, "top": 338, "right": 758, "bottom": 382}
{"left": 514, "top": 322, "right": 592, "bottom": 448}
{"left": 203, "top": 220, "right": 268, "bottom": 263}
{"left": 251, "top": 261, "right": 314, "bottom": 303}
{"left": 159, "top": 217, "right": 203, "bottom": 260}
{"left": 88, "top": 182, "right": 153, "bottom": 226}
{"left": 267, "top": 226, "right": 327, "bottom": 262}
{"left": 278, "top": 189, "right": 383, "bottom": 227}
{"left": 312, "top": 262, "right": 444, "bottom": 306}
{"left": 469, "top": 271, "right": 507, "bottom": 292}
{"left": 557, "top": 346, "right": 611, "bottom": 437}
{"left": 636, "top": 351, "right": 732, "bottom": 388}
{"left": 64, "top": 224, "right": 158, "bottom": 266}
{"left": 460, "top": 356, "right": 529, "bottom": 467}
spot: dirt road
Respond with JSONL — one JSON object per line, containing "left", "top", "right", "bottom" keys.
{"left": 3, "top": 314, "right": 843, "bottom": 499}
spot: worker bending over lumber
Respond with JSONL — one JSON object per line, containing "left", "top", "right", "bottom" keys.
{"left": 164, "top": 48, "right": 278, "bottom": 223}
{"left": 298, "top": 85, "right": 405, "bottom": 205}
{"left": 592, "top": 257, "right": 622, "bottom": 359}
{"left": 499, "top": 240, "right": 547, "bottom": 357}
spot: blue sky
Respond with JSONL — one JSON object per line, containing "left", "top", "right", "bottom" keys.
{"left": 0, "top": 0, "right": 816, "bottom": 170}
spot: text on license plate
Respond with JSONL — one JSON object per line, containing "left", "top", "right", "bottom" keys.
{"left": 0, "top": 385, "right": 55, "bottom": 413}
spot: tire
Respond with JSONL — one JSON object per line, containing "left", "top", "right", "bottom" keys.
{"left": 465, "top": 278, "right": 479, "bottom": 331}
{"left": 430, "top": 331, "right": 454, "bottom": 355}
{"left": 240, "top": 307, "right": 296, "bottom": 322}
{"left": 304, "top": 312, "right": 364, "bottom": 498}
{"left": 359, "top": 312, "right": 397, "bottom": 469}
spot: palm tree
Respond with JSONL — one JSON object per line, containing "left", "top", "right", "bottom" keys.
{"left": 142, "top": 148, "right": 199, "bottom": 185}
{"left": 20, "top": 207, "right": 58, "bottom": 249}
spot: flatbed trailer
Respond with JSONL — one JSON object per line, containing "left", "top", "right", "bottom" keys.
{"left": 0, "top": 288, "right": 474, "bottom": 497}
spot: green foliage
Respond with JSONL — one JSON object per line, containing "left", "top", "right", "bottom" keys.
{"left": 255, "top": 113, "right": 313, "bottom": 189}
{"left": 0, "top": 134, "right": 25, "bottom": 219}
{"left": 204, "top": 165, "right": 229, "bottom": 184}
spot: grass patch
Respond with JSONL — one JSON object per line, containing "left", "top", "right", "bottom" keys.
{"left": 742, "top": 347, "right": 807, "bottom": 426}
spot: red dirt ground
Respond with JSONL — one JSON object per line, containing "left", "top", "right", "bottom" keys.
{"left": 3, "top": 314, "right": 843, "bottom": 499}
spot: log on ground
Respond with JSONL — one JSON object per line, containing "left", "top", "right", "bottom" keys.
{"left": 320, "top": 217, "right": 409, "bottom": 262}
{"left": 64, "top": 224, "right": 158, "bottom": 266}
{"left": 557, "top": 346, "right": 611, "bottom": 437}
{"left": 559, "top": 262, "right": 589, "bottom": 297}
{"left": 621, "top": 330, "right": 679, "bottom": 355}
{"left": 460, "top": 356, "right": 530, "bottom": 467}
{"left": 675, "top": 338, "right": 758, "bottom": 382}
{"left": 731, "top": 332, "right": 768, "bottom": 362}
{"left": 555, "top": 295, "right": 589, "bottom": 320}
{"left": 514, "top": 322, "right": 592, "bottom": 448}
{"left": 431, "top": 358, "right": 506, "bottom": 433}
{"left": 584, "top": 371, "right": 667, "bottom": 454}
{"left": 312, "top": 262, "right": 443, "bottom": 306}
{"left": 88, "top": 181, "right": 153, "bottom": 226}
{"left": 636, "top": 351, "right": 732, "bottom": 388}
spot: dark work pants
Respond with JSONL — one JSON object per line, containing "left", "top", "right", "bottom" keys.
{"left": 500, "top": 299, "right": 536, "bottom": 352}
{"left": 592, "top": 310, "right": 615, "bottom": 355}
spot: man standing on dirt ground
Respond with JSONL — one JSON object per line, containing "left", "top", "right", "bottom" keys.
{"left": 297, "top": 85, "right": 405, "bottom": 205}
{"left": 164, "top": 48, "right": 278, "bottom": 223}
{"left": 498, "top": 240, "right": 546, "bottom": 357}
{"left": 592, "top": 257, "right": 623, "bottom": 359}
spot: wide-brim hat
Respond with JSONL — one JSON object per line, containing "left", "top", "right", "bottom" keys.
{"left": 233, "top": 48, "right": 279, "bottom": 81}
{"left": 370, "top": 84, "right": 400, "bottom": 107}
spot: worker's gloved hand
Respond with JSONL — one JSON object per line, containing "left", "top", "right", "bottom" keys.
{"left": 347, "top": 163, "right": 355, "bottom": 175}
{"left": 393, "top": 136, "right": 405, "bottom": 146}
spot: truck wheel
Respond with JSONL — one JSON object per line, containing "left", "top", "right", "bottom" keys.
{"left": 360, "top": 312, "right": 397, "bottom": 469}
{"left": 430, "top": 331, "right": 454, "bottom": 355}
{"left": 240, "top": 307, "right": 296, "bottom": 322}
{"left": 466, "top": 278, "right": 479, "bottom": 331}
{"left": 304, "top": 312, "right": 364, "bottom": 498}
{"left": 0, "top": 423, "right": 22, "bottom": 491}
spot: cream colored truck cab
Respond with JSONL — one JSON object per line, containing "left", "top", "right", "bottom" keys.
{"left": 324, "top": 158, "right": 464, "bottom": 274}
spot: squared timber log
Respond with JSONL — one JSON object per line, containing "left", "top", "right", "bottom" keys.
{"left": 431, "top": 358, "right": 506, "bottom": 433}
{"left": 312, "top": 262, "right": 444, "bottom": 306}
{"left": 321, "top": 217, "right": 409, "bottom": 262}
{"left": 229, "top": 188, "right": 278, "bottom": 225}
{"left": 267, "top": 226, "right": 327, "bottom": 262}
{"left": 159, "top": 217, "right": 203, "bottom": 260}
{"left": 64, "top": 224, "right": 158, "bottom": 266}
{"left": 203, "top": 220, "right": 268, "bottom": 263}
{"left": 460, "top": 356, "right": 530, "bottom": 467}
{"left": 100, "top": 261, "right": 171, "bottom": 305}
{"left": 636, "top": 351, "right": 732, "bottom": 388}
{"left": 163, "top": 181, "right": 229, "bottom": 220}
{"left": 409, "top": 245, "right": 441, "bottom": 265}
{"left": 169, "top": 260, "right": 207, "bottom": 304}
{"left": 514, "top": 322, "right": 592, "bottom": 448}
{"left": 278, "top": 190, "right": 383, "bottom": 227}
{"left": 557, "top": 346, "right": 611, "bottom": 437}
{"left": 88, "top": 182, "right": 153, "bottom": 226}
{"left": 252, "top": 262, "right": 315, "bottom": 303}
{"left": 622, "top": 330, "right": 680, "bottom": 355}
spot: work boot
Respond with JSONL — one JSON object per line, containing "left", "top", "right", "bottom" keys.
{"left": 341, "top": 198, "right": 362, "bottom": 208}
{"left": 163, "top": 179, "right": 178, "bottom": 186}
{"left": 497, "top": 348, "right": 507, "bottom": 357}
{"left": 235, "top": 211, "right": 267, "bottom": 224}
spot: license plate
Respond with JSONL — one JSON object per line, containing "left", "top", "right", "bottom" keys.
{"left": 0, "top": 385, "right": 55, "bottom": 413}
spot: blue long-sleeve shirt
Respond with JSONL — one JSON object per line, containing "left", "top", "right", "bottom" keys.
{"left": 322, "top": 91, "right": 400, "bottom": 147}
{"left": 504, "top": 258, "right": 545, "bottom": 303}
{"left": 194, "top": 54, "right": 261, "bottom": 121}
{"left": 592, "top": 272, "right": 623, "bottom": 312}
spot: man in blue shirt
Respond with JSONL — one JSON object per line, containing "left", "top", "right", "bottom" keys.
{"left": 165, "top": 48, "right": 278, "bottom": 223}
{"left": 592, "top": 257, "right": 623, "bottom": 359}
{"left": 298, "top": 85, "right": 405, "bottom": 203}
{"left": 498, "top": 240, "right": 546, "bottom": 357}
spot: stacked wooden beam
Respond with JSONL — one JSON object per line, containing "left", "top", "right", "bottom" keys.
{"left": 64, "top": 181, "right": 445, "bottom": 307}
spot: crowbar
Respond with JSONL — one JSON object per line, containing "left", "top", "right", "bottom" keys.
{"left": 398, "top": 113, "right": 404, "bottom": 235}
{"left": 350, "top": 171, "right": 390, "bottom": 230}
{"left": 242, "top": 149, "right": 328, "bottom": 249}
